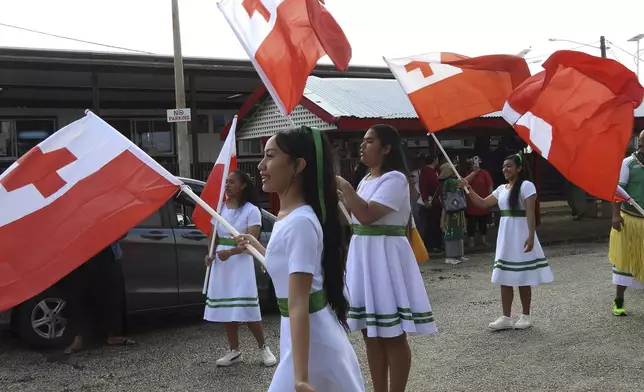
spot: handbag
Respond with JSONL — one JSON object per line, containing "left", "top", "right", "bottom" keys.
{"left": 443, "top": 183, "right": 467, "bottom": 213}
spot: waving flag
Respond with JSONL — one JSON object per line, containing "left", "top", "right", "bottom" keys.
{"left": 192, "top": 116, "right": 238, "bottom": 236}
{"left": 385, "top": 52, "right": 530, "bottom": 132}
{"left": 218, "top": 0, "right": 351, "bottom": 116}
{"left": 502, "top": 50, "right": 644, "bottom": 202}
{"left": 0, "top": 112, "right": 182, "bottom": 312}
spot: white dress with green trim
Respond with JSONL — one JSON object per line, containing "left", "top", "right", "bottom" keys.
{"left": 265, "top": 206, "right": 364, "bottom": 392}
{"left": 491, "top": 181, "right": 553, "bottom": 286}
{"left": 203, "top": 203, "right": 263, "bottom": 323}
{"left": 346, "top": 171, "right": 438, "bottom": 338}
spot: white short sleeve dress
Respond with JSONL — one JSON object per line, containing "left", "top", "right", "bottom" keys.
{"left": 491, "top": 181, "right": 554, "bottom": 286}
{"left": 346, "top": 171, "right": 438, "bottom": 338}
{"left": 265, "top": 205, "right": 364, "bottom": 392}
{"left": 204, "top": 202, "right": 262, "bottom": 323}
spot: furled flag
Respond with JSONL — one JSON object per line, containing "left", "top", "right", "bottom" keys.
{"left": 0, "top": 111, "right": 183, "bottom": 312}
{"left": 385, "top": 52, "right": 530, "bottom": 132}
{"left": 218, "top": 0, "right": 351, "bottom": 116}
{"left": 502, "top": 50, "right": 644, "bottom": 202}
{"left": 192, "top": 116, "right": 238, "bottom": 236}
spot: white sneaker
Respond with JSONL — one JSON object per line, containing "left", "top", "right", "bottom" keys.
{"left": 260, "top": 345, "right": 277, "bottom": 367}
{"left": 488, "top": 316, "right": 514, "bottom": 330}
{"left": 216, "top": 349, "right": 243, "bottom": 367}
{"left": 514, "top": 314, "right": 533, "bottom": 330}
{"left": 459, "top": 256, "right": 469, "bottom": 262}
{"left": 445, "top": 258, "right": 462, "bottom": 265}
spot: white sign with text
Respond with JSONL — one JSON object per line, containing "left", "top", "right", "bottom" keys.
{"left": 167, "top": 108, "right": 192, "bottom": 123}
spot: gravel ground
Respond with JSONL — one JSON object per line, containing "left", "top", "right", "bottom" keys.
{"left": 2, "top": 241, "right": 644, "bottom": 391}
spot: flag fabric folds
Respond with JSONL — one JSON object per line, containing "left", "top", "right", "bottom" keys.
{"left": 192, "top": 117, "right": 238, "bottom": 236}
{"left": 218, "top": 0, "right": 351, "bottom": 115}
{"left": 0, "top": 112, "right": 182, "bottom": 312}
{"left": 385, "top": 52, "right": 530, "bottom": 132}
{"left": 502, "top": 50, "right": 644, "bottom": 202}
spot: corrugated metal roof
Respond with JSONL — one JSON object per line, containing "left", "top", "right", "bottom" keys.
{"left": 303, "top": 76, "right": 644, "bottom": 119}
{"left": 303, "top": 77, "right": 416, "bottom": 119}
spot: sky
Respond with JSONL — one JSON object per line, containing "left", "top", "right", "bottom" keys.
{"left": 0, "top": 0, "right": 643, "bottom": 78}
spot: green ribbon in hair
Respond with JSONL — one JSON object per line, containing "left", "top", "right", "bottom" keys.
{"left": 515, "top": 152, "right": 523, "bottom": 164}
{"left": 301, "top": 126, "right": 327, "bottom": 223}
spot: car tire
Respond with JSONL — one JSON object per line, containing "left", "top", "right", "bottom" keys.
{"left": 12, "top": 286, "right": 75, "bottom": 349}
{"left": 261, "top": 281, "right": 278, "bottom": 314}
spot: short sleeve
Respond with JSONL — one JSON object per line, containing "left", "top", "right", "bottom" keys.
{"left": 491, "top": 185, "right": 503, "bottom": 200}
{"left": 246, "top": 205, "right": 262, "bottom": 228}
{"left": 619, "top": 157, "right": 631, "bottom": 187}
{"left": 520, "top": 181, "right": 537, "bottom": 200}
{"left": 285, "top": 217, "right": 320, "bottom": 275}
{"left": 370, "top": 171, "right": 409, "bottom": 211}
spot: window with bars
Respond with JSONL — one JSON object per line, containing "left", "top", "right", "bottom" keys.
{"left": 0, "top": 118, "right": 56, "bottom": 160}
{"left": 133, "top": 119, "right": 175, "bottom": 157}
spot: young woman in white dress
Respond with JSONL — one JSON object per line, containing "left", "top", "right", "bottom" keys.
{"left": 203, "top": 170, "right": 276, "bottom": 367}
{"left": 234, "top": 127, "right": 364, "bottom": 392}
{"left": 461, "top": 153, "right": 554, "bottom": 330}
{"left": 336, "top": 124, "right": 437, "bottom": 392}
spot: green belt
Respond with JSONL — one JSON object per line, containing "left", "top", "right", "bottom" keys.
{"left": 352, "top": 224, "right": 406, "bottom": 236}
{"left": 216, "top": 237, "right": 237, "bottom": 246}
{"left": 277, "top": 290, "right": 327, "bottom": 317}
{"left": 500, "top": 210, "right": 526, "bottom": 217}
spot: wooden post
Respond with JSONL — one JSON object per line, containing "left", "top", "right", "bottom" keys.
{"left": 189, "top": 73, "right": 199, "bottom": 176}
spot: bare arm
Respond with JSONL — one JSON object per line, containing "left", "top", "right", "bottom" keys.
{"left": 229, "top": 225, "right": 260, "bottom": 256}
{"left": 337, "top": 177, "right": 393, "bottom": 225}
{"left": 289, "top": 272, "right": 313, "bottom": 384}
{"left": 462, "top": 183, "right": 498, "bottom": 209}
{"left": 525, "top": 195, "right": 537, "bottom": 239}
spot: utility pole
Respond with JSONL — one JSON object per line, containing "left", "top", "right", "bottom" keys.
{"left": 600, "top": 35, "right": 607, "bottom": 58}
{"left": 172, "top": 0, "right": 191, "bottom": 178}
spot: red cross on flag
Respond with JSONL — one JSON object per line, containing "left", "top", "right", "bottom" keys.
{"left": 502, "top": 50, "right": 644, "bottom": 202}
{"left": 0, "top": 112, "right": 182, "bottom": 312}
{"left": 218, "top": 0, "right": 351, "bottom": 116}
{"left": 385, "top": 52, "right": 530, "bottom": 132}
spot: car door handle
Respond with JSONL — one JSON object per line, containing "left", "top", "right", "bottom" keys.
{"left": 181, "top": 232, "right": 207, "bottom": 241}
{"left": 141, "top": 231, "right": 168, "bottom": 240}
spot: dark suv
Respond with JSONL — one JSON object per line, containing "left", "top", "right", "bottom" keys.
{"left": 0, "top": 178, "right": 276, "bottom": 348}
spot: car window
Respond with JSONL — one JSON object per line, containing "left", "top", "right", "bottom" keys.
{"left": 172, "top": 186, "right": 203, "bottom": 228}
{"left": 138, "top": 210, "right": 163, "bottom": 228}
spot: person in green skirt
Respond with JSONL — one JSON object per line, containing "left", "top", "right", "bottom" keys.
{"left": 439, "top": 163, "right": 467, "bottom": 264}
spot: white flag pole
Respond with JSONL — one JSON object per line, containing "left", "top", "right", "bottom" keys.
{"left": 428, "top": 132, "right": 470, "bottom": 194}
{"left": 202, "top": 116, "right": 239, "bottom": 294}
{"left": 202, "top": 222, "right": 219, "bottom": 295}
{"left": 182, "top": 185, "right": 265, "bottom": 265}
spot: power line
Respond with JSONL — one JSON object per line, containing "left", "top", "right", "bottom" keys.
{"left": 0, "top": 22, "right": 157, "bottom": 55}
{"left": 524, "top": 41, "right": 600, "bottom": 61}
{"left": 607, "top": 40, "right": 644, "bottom": 63}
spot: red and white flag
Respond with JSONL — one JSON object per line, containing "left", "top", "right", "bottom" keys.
{"left": 218, "top": 0, "right": 351, "bottom": 116}
{"left": 385, "top": 52, "right": 530, "bottom": 132}
{"left": 502, "top": 50, "right": 644, "bottom": 202}
{"left": 192, "top": 116, "right": 238, "bottom": 236}
{"left": 0, "top": 112, "right": 182, "bottom": 312}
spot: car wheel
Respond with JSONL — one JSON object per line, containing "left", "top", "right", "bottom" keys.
{"left": 13, "top": 286, "right": 75, "bottom": 349}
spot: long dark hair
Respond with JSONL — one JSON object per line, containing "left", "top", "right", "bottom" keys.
{"left": 231, "top": 170, "right": 259, "bottom": 207}
{"left": 369, "top": 124, "right": 410, "bottom": 176}
{"left": 505, "top": 154, "right": 531, "bottom": 211}
{"left": 274, "top": 127, "right": 349, "bottom": 328}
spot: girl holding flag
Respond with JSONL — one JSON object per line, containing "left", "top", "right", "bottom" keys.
{"left": 336, "top": 124, "right": 437, "bottom": 392}
{"left": 203, "top": 170, "right": 276, "bottom": 367}
{"left": 460, "top": 153, "right": 553, "bottom": 330}
{"left": 234, "top": 127, "right": 364, "bottom": 392}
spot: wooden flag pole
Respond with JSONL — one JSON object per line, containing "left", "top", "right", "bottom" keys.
{"left": 428, "top": 132, "right": 470, "bottom": 194}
